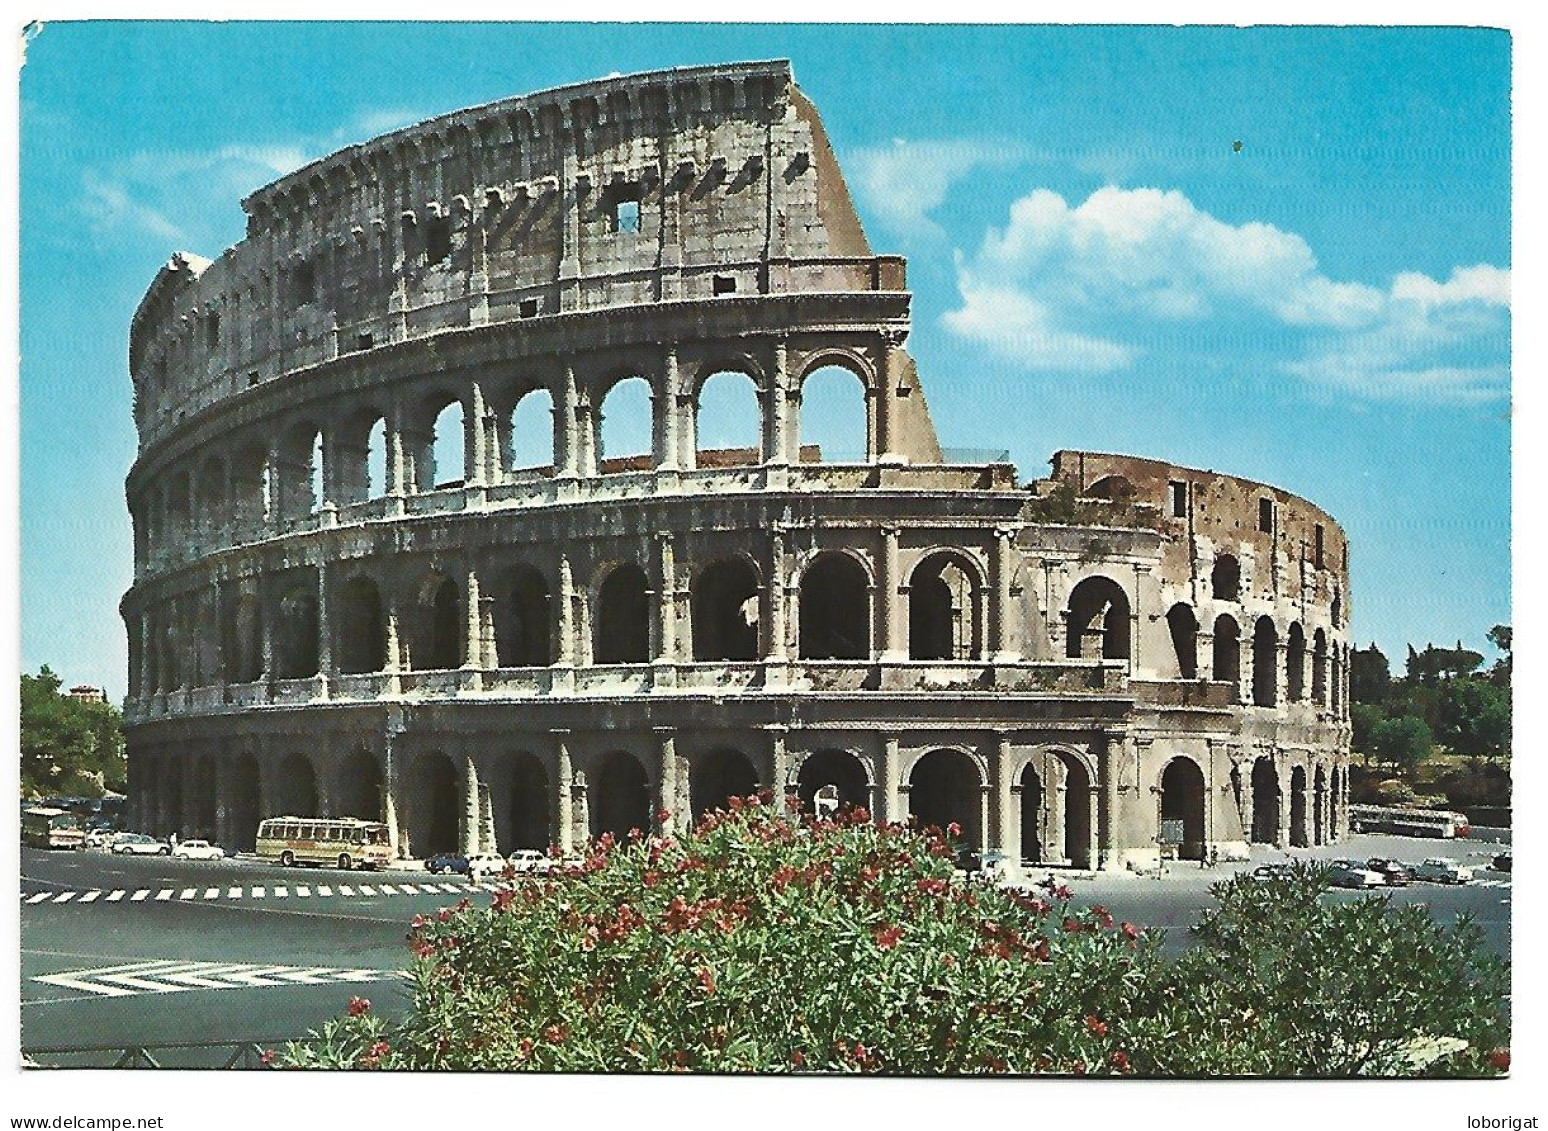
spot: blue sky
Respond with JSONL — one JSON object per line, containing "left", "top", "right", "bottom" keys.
{"left": 18, "top": 22, "right": 1511, "bottom": 697}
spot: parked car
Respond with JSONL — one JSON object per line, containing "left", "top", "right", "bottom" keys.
{"left": 507, "top": 849, "right": 553, "bottom": 875}
{"left": 963, "top": 850, "right": 1012, "bottom": 885}
{"left": 172, "top": 839, "right": 226, "bottom": 861}
{"left": 1365, "top": 858, "right": 1415, "bottom": 887}
{"left": 465, "top": 852, "right": 506, "bottom": 879}
{"left": 1250, "top": 862, "right": 1295, "bottom": 882}
{"left": 111, "top": 832, "right": 170, "bottom": 856}
{"left": 1492, "top": 852, "right": 1512, "bottom": 873}
{"left": 83, "top": 828, "right": 115, "bottom": 850}
{"left": 1415, "top": 857, "right": 1473, "bottom": 885}
{"left": 1328, "top": 859, "right": 1384, "bottom": 889}
{"left": 425, "top": 852, "right": 469, "bottom": 875}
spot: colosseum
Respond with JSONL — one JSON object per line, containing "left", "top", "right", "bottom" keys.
{"left": 120, "top": 59, "right": 1351, "bottom": 871}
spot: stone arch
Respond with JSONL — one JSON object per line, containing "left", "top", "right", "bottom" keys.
{"left": 1057, "top": 750, "right": 1093, "bottom": 869}
{"left": 334, "top": 407, "right": 387, "bottom": 505}
{"left": 1312, "top": 628, "right": 1329, "bottom": 705}
{"left": 796, "top": 748, "right": 870, "bottom": 815}
{"left": 1250, "top": 757, "right": 1279, "bottom": 844}
{"left": 1286, "top": 622, "right": 1307, "bottom": 702}
{"left": 229, "top": 442, "right": 269, "bottom": 537}
{"left": 501, "top": 752, "right": 551, "bottom": 851}
{"left": 223, "top": 591, "right": 264, "bottom": 684}
{"left": 1167, "top": 603, "right": 1200, "bottom": 679}
{"left": 1084, "top": 475, "right": 1135, "bottom": 501}
{"left": 1252, "top": 617, "right": 1278, "bottom": 706}
{"left": 1314, "top": 764, "right": 1328, "bottom": 845}
{"left": 273, "top": 579, "right": 320, "bottom": 679}
{"left": 410, "top": 570, "right": 463, "bottom": 671}
{"left": 598, "top": 375, "right": 653, "bottom": 472}
{"left": 693, "top": 369, "right": 763, "bottom": 467}
{"left": 908, "top": 748, "right": 984, "bottom": 850}
{"left": 691, "top": 556, "right": 761, "bottom": 662}
{"left": 594, "top": 561, "right": 650, "bottom": 663}
{"left": 273, "top": 752, "right": 319, "bottom": 818}
{"left": 227, "top": 752, "right": 261, "bottom": 851}
{"left": 908, "top": 549, "right": 984, "bottom": 661}
{"left": 337, "top": 575, "right": 387, "bottom": 674}
{"left": 1211, "top": 554, "right": 1241, "bottom": 600}
{"left": 506, "top": 386, "right": 555, "bottom": 474}
{"left": 492, "top": 564, "right": 552, "bottom": 667}
{"left": 1018, "top": 763, "right": 1044, "bottom": 864}
{"left": 798, "top": 551, "right": 871, "bottom": 660}
{"left": 196, "top": 456, "right": 226, "bottom": 543}
{"left": 334, "top": 749, "right": 383, "bottom": 821}
{"left": 190, "top": 756, "right": 218, "bottom": 839}
{"left": 591, "top": 750, "right": 651, "bottom": 840}
{"left": 1289, "top": 764, "right": 1309, "bottom": 847}
{"left": 1065, "top": 575, "right": 1130, "bottom": 660}
{"left": 1213, "top": 614, "right": 1240, "bottom": 689}
{"left": 690, "top": 748, "right": 760, "bottom": 821}
{"left": 1159, "top": 756, "right": 1206, "bottom": 860}
{"left": 409, "top": 751, "right": 461, "bottom": 857}
{"left": 276, "top": 420, "right": 323, "bottom": 521}
{"left": 165, "top": 468, "right": 192, "bottom": 544}
{"left": 797, "top": 363, "right": 868, "bottom": 463}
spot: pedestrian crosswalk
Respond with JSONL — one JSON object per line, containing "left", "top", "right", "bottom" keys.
{"left": 22, "top": 879, "right": 495, "bottom": 907}
{"left": 33, "top": 959, "right": 410, "bottom": 1000}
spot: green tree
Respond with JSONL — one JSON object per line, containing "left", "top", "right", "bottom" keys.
{"left": 20, "top": 667, "right": 126, "bottom": 797}
{"left": 1370, "top": 714, "right": 1433, "bottom": 774}
{"left": 1350, "top": 702, "right": 1384, "bottom": 761}
{"left": 1436, "top": 678, "right": 1511, "bottom": 760}
{"left": 1350, "top": 644, "right": 1390, "bottom": 704}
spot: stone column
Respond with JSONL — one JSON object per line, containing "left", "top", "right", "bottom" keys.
{"left": 461, "top": 755, "right": 481, "bottom": 856}
{"left": 656, "top": 730, "right": 678, "bottom": 835}
{"left": 656, "top": 349, "right": 680, "bottom": 472}
{"left": 315, "top": 564, "right": 333, "bottom": 685}
{"left": 555, "top": 365, "right": 580, "bottom": 479}
{"left": 465, "top": 381, "right": 489, "bottom": 487}
{"left": 386, "top": 416, "right": 408, "bottom": 511}
{"left": 265, "top": 443, "right": 284, "bottom": 529}
{"left": 877, "top": 734, "right": 903, "bottom": 824}
{"left": 555, "top": 735, "right": 574, "bottom": 854}
{"left": 765, "top": 525, "right": 788, "bottom": 661}
{"left": 874, "top": 330, "right": 905, "bottom": 463}
{"left": 1100, "top": 731, "right": 1123, "bottom": 870}
{"left": 878, "top": 527, "right": 904, "bottom": 661}
{"left": 556, "top": 555, "right": 577, "bottom": 667}
{"left": 655, "top": 534, "right": 677, "bottom": 664}
{"left": 382, "top": 727, "right": 403, "bottom": 859}
{"left": 989, "top": 734, "right": 1017, "bottom": 862}
{"left": 768, "top": 726, "right": 791, "bottom": 808}
{"left": 989, "top": 527, "right": 1018, "bottom": 661}
{"left": 1276, "top": 759, "right": 1291, "bottom": 849}
{"left": 464, "top": 566, "right": 483, "bottom": 670}
{"left": 766, "top": 338, "right": 790, "bottom": 466}
{"left": 1274, "top": 641, "right": 1289, "bottom": 707}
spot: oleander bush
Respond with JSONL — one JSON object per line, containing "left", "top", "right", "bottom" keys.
{"left": 278, "top": 796, "right": 1508, "bottom": 1076}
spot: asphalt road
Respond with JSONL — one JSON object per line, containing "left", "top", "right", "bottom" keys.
{"left": 20, "top": 830, "right": 1510, "bottom": 1064}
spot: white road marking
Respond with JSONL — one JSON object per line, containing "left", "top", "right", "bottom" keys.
{"left": 178, "top": 888, "right": 196, "bottom": 900}
{"left": 52, "top": 892, "right": 76, "bottom": 904}
{"left": 154, "top": 890, "right": 174, "bottom": 901}
{"left": 203, "top": 887, "right": 220, "bottom": 900}
{"left": 317, "top": 885, "right": 333, "bottom": 897}
{"left": 227, "top": 886, "right": 243, "bottom": 899}
{"left": 294, "top": 886, "right": 310, "bottom": 897}
{"left": 26, "top": 893, "right": 51, "bottom": 905}
{"left": 251, "top": 886, "right": 265, "bottom": 898}
{"left": 78, "top": 891, "right": 102, "bottom": 903}
{"left": 438, "top": 883, "right": 460, "bottom": 893}
{"left": 376, "top": 883, "right": 398, "bottom": 894}
{"left": 357, "top": 885, "right": 375, "bottom": 895}
{"left": 34, "top": 960, "right": 405, "bottom": 999}
{"left": 338, "top": 885, "right": 354, "bottom": 896}
{"left": 272, "top": 886, "right": 287, "bottom": 897}
{"left": 106, "top": 890, "right": 126, "bottom": 902}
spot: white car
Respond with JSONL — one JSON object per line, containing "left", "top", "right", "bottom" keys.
{"left": 465, "top": 852, "right": 507, "bottom": 879}
{"left": 172, "top": 839, "right": 226, "bottom": 860}
{"left": 507, "top": 849, "right": 553, "bottom": 875}
{"left": 1415, "top": 857, "right": 1473, "bottom": 885}
{"left": 111, "top": 833, "right": 170, "bottom": 856}
{"left": 1328, "top": 859, "right": 1384, "bottom": 889}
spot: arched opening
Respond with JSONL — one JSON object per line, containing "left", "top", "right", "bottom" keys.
{"left": 1059, "top": 753, "right": 1092, "bottom": 869}
{"left": 276, "top": 423, "right": 321, "bottom": 522}
{"left": 1332, "top": 646, "right": 1343, "bottom": 715}
{"left": 1213, "top": 614, "right": 1240, "bottom": 690}
{"left": 273, "top": 752, "right": 318, "bottom": 818}
{"left": 1167, "top": 603, "right": 1199, "bottom": 679}
{"left": 163, "top": 757, "right": 185, "bottom": 836}
{"left": 1019, "top": 764, "right": 1044, "bottom": 864}
{"left": 196, "top": 457, "right": 226, "bottom": 545}
{"left": 274, "top": 582, "right": 320, "bottom": 679}
{"left": 1331, "top": 592, "right": 1343, "bottom": 629}
{"left": 228, "top": 753, "right": 260, "bottom": 851}
{"left": 335, "top": 750, "right": 383, "bottom": 821}
{"left": 598, "top": 376, "right": 653, "bottom": 472}
{"left": 691, "top": 558, "right": 760, "bottom": 661}
{"left": 1211, "top": 554, "right": 1241, "bottom": 601}
{"left": 502, "top": 753, "right": 550, "bottom": 851}
{"left": 310, "top": 431, "right": 325, "bottom": 513}
{"left": 1312, "top": 628, "right": 1329, "bottom": 705}
{"left": 1065, "top": 576, "right": 1130, "bottom": 660}
{"left": 594, "top": 563, "right": 650, "bottom": 663}
{"left": 1253, "top": 617, "right": 1278, "bottom": 706}
{"left": 796, "top": 749, "right": 869, "bottom": 815}
{"left": 1084, "top": 475, "right": 1135, "bottom": 501}
{"left": 412, "top": 573, "right": 463, "bottom": 671}
{"left": 338, "top": 576, "right": 386, "bottom": 674}
{"left": 908, "top": 553, "right": 981, "bottom": 660}
{"left": 366, "top": 417, "right": 388, "bottom": 499}
{"left": 1289, "top": 765, "right": 1309, "bottom": 847}
{"left": 694, "top": 370, "right": 762, "bottom": 467}
{"left": 230, "top": 443, "right": 269, "bottom": 538}
{"left": 410, "top": 752, "right": 461, "bottom": 857}
{"left": 908, "top": 749, "right": 983, "bottom": 850}
{"left": 690, "top": 748, "right": 760, "bottom": 822}
{"left": 1160, "top": 757, "right": 1206, "bottom": 860}
{"left": 190, "top": 758, "right": 217, "bottom": 839}
{"left": 493, "top": 565, "right": 552, "bottom": 667}
{"left": 1286, "top": 622, "right": 1306, "bottom": 702}
{"left": 165, "top": 471, "right": 191, "bottom": 545}
{"left": 592, "top": 751, "right": 651, "bottom": 840}
{"left": 798, "top": 365, "right": 867, "bottom": 463}
{"left": 507, "top": 388, "right": 555, "bottom": 474}
{"left": 798, "top": 553, "right": 870, "bottom": 660}
{"left": 223, "top": 592, "right": 264, "bottom": 684}
{"left": 430, "top": 400, "right": 466, "bottom": 489}
{"left": 1313, "top": 765, "right": 1328, "bottom": 845}
{"left": 1251, "top": 758, "right": 1279, "bottom": 844}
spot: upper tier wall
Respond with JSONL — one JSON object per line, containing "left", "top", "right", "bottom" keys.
{"left": 128, "top": 60, "right": 900, "bottom": 438}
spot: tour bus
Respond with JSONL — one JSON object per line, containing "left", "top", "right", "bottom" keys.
{"left": 1348, "top": 804, "right": 1471, "bottom": 839}
{"left": 21, "top": 806, "right": 86, "bottom": 850}
{"left": 255, "top": 816, "right": 394, "bottom": 870}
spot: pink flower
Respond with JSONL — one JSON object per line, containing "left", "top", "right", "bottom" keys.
{"left": 347, "top": 996, "right": 371, "bottom": 1017}
{"left": 873, "top": 924, "right": 904, "bottom": 950}
{"left": 1085, "top": 1014, "right": 1108, "bottom": 1038}
{"left": 258, "top": 1048, "right": 277, "bottom": 1067}
{"left": 946, "top": 821, "right": 962, "bottom": 838}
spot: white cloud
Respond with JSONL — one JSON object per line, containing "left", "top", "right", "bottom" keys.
{"left": 945, "top": 184, "right": 1509, "bottom": 403}
{"left": 80, "top": 168, "right": 184, "bottom": 244}
{"left": 848, "top": 137, "right": 1045, "bottom": 241}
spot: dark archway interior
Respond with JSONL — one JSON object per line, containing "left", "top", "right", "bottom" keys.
{"left": 1065, "top": 576, "right": 1130, "bottom": 660}
{"left": 495, "top": 568, "right": 552, "bottom": 667}
{"left": 596, "top": 564, "right": 650, "bottom": 663}
{"left": 1061, "top": 757, "right": 1092, "bottom": 869}
{"left": 799, "top": 554, "right": 869, "bottom": 660}
{"left": 273, "top": 753, "right": 318, "bottom": 817}
{"left": 1211, "top": 555, "right": 1240, "bottom": 600}
{"left": 275, "top": 585, "right": 320, "bottom": 679}
{"left": 909, "top": 749, "right": 982, "bottom": 849}
{"left": 1019, "top": 765, "right": 1043, "bottom": 864}
{"left": 691, "top": 748, "right": 760, "bottom": 821}
{"left": 1167, "top": 603, "right": 1199, "bottom": 679}
{"left": 592, "top": 751, "right": 651, "bottom": 840}
{"left": 422, "top": 578, "right": 463, "bottom": 670}
{"left": 1313, "top": 629, "right": 1329, "bottom": 705}
{"left": 338, "top": 578, "right": 386, "bottom": 674}
{"left": 1290, "top": 765, "right": 1309, "bottom": 847}
{"left": 1160, "top": 757, "right": 1206, "bottom": 860}
{"left": 797, "top": 749, "right": 869, "bottom": 814}
{"left": 1251, "top": 758, "right": 1279, "bottom": 844}
{"left": 1213, "top": 615, "right": 1240, "bottom": 688}
{"left": 191, "top": 759, "right": 217, "bottom": 838}
{"left": 1253, "top": 617, "right": 1278, "bottom": 707}
{"left": 335, "top": 751, "right": 383, "bottom": 821}
{"left": 1287, "top": 624, "right": 1306, "bottom": 702}
{"left": 223, "top": 595, "right": 264, "bottom": 683}
{"left": 909, "top": 556, "right": 975, "bottom": 661}
{"left": 414, "top": 753, "right": 461, "bottom": 856}
{"left": 692, "top": 559, "right": 760, "bottom": 661}
{"left": 505, "top": 754, "right": 551, "bottom": 850}
{"left": 1313, "top": 767, "right": 1327, "bottom": 844}
{"left": 228, "top": 755, "right": 260, "bottom": 851}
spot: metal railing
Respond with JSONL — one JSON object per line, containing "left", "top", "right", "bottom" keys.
{"left": 22, "top": 1038, "right": 311, "bottom": 1070}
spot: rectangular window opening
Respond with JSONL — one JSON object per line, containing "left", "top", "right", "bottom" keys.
{"left": 355, "top": 331, "right": 375, "bottom": 352}
{"left": 519, "top": 297, "right": 540, "bottom": 319}
{"left": 1258, "top": 497, "right": 1274, "bottom": 533}
{"left": 1314, "top": 523, "right": 1325, "bottom": 569}
{"left": 1168, "top": 480, "right": 1187, "bottom": 518}
{"left": 424, "top": 216, "right": 452, "bottom": 265}
{"left": 206, "top": 313, "right": 221, "bottom": 351}
{"left": 609, "top": 182, "right": 643, "bottom": 233}
{"left": 712, "top": 274, "right": 737, "bottom": 296}
{"left": 292, "top": 261, "right": 316, "bottom": 307}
